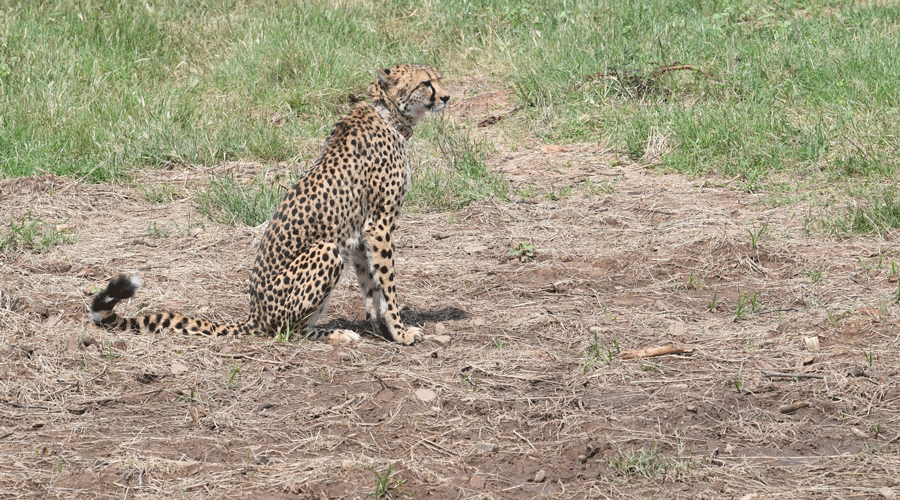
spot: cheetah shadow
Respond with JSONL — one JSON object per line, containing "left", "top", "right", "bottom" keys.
{"left": 319, "top": 306, "right": 467, "bottom": 339}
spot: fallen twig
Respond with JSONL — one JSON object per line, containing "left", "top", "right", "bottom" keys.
{"left": 761, "top": 370, "right": 825, "bottom": 380}
{"left": 72, "top": 388, "right": 163, "bottom": 408}
{"left": 575, "top": 63, "right": 715, "bottom": 90}
{"left": 779, "top": 401, "right": 810, "bottom": 414}
{"left": 649, "top": 64, "right": 714, "bottom": 79}
{"left": 620, "top": 344, "right": 693, "bottom": 360}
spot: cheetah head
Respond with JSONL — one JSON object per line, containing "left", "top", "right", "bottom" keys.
{"left": 371, "top": 63, "right": 450, "bottom": 126}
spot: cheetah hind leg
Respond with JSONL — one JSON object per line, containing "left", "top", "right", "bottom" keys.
{"left": 279, "top": 242, "right": 361, "bottom": 346}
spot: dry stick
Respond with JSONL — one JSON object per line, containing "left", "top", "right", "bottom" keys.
{"left": 760, "top": 370, "right": 825, "bottom": 380}
{"left": 513, "top": 429, "right": 539, "bottom": 453}
{"left": 779, "top": 401, "right": 810, "bottom": 414}
{"left": 72, "top": 388, "right": 163, "bottom": 407}
{"left": 649, "top": 64, "right": 714, "bottom": 79}
{"left": 411, "top": 437, "right": 457, "bottom": 457}
{"left": 620, "top": 344, "right": 693, "bottom": 360}
{"left": 576, "top": 64, "right": 715, "bottom": 89}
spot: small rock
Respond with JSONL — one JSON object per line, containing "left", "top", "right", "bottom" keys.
{"left": 81, "top": 336, "right": 99, "bottom": 349}
{"left": 463, "top": 245, "right": 489, "bottom": 254}
{"left": 32, "top": 306, "right": 49, "bottom": 318}
{"left": 663, "top": 383, "right": 689, "bottom": 394}
{"left": 878, "top": 486, "right": 896, "bottom": 499}
{"left": 803, "top": 336, "right": 820, "bottom": 350}
{"left": 333, "top": 349, "right": 352, "bottom": 362}
{"left": 475, "top": 442, "right": 498, "bottom": 453}
{"left": 414, "top": 388, "right": 437, "bottom": 402}
{"left": 533, "top": 470, "right": 546, "bottom": 483}
{"left": 472, "top": 318, "right": 486, "bottom": 327}
{"left": 429, "top": 335, "right": 452, "bottom": 346}
{"left": 170, "top": 362, "right": 189, "bottom": 376}
{"left": 468, "top": 474, "right": 485, "bottom": 489}
{"left": 434, "top": 322, "right": 447, "bottom": 335}
{"left": 376, "top": 389, "right": 395, "bottom": 401}
{"left": 589, "top": 326, "right": 601, "bottom": 333}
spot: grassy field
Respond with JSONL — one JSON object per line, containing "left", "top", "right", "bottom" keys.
{"left": 3, "top": 1, "right": 899, "bottom": 212}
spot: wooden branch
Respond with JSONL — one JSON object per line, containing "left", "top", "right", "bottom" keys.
{"left": 649, "top": 64, "right": 713, "bottom": 79}
{"left": 72, "top": 388, "right": 163, "bottom": 407}
{"left": 761, "top": 370, "right": 825, "bottom": 380}
{"left": 779, "top": 401, "right": 810, "bottom": 414}
{"left": 575, "top": 63, "right": 715, "bottom": 90}
{"left": 620, "top": 344, "right": 693, "bottom": 360}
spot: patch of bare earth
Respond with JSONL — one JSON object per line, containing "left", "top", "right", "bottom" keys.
{"left": 2, "top": 93, "right": 899, "bottom": 499}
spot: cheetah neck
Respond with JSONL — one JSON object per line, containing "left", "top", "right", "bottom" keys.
{"left": 372, "top": 101, "right": 413, "bottom": 140}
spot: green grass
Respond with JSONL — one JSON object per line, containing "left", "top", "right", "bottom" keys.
{"left": 0, "top": 214, "right": 76, "bottom": 254}
{"left": 407, "top": 120, "right": 507, "bottom": 212}
{"left": 607, "top": 441, "right": 687, "bottom": 480}
{"left": 3, "top": 0, "right": 900, "bottom": 217}
{"left": 196, "top": 175, "right": 286, "bottom": 226}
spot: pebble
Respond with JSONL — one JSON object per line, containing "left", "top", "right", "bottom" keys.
{"left": 475, "top": 442, "right": 498, "bottom": 453}
{"left": 533, "top": 470, "right": 546, "bottom": 483}
{"left": 414, "top": 388, "right": 437, "bottom": 402}
{"left": 170, "top": 362, "right": 189, "bottom": 376}
{"left": 429, "top": 335, "right": 452, "bottom": 346}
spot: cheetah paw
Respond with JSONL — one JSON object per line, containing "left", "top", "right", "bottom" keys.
{"left": 395, "top": 326, "right": 424, "bottom": 345}
{"left": 327, "top": 329, "right": 362, "bottom": 346}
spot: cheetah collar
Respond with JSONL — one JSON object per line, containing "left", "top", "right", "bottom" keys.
{"left": 372, "top": 101, "right": 413, "bottom": 140}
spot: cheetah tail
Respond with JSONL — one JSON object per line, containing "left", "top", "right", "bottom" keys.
{"left": 90, "top": 274, "right": 144, "bottom": 328}
{"left": 89, "top": 275, "right": 254, "bottom": 336}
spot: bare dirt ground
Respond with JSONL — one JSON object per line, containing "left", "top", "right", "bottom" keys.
{"left": 2, "top": 90, "right": 899, "bottom": 499}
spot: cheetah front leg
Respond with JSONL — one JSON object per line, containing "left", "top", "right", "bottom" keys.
{"left": 352, "top": 225, "right": 422, "bottom": 345}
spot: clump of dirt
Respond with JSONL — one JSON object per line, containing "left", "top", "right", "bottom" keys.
{"left": 1, "top": 90, "right": 899, "bottom": 499}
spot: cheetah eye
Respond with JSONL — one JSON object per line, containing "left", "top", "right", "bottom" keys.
{"left": 420, "top": 80, "right": 433, "bottom": 89}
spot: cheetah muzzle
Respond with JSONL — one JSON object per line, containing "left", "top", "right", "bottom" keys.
{"left": 90, "top": 63, "right": 450, "bottom": 346}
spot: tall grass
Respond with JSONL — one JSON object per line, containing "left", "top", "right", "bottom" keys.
{"left": 407, "top": 120, "right": 506, "bottom": 212}
{"left": 2, "top": 0, "right": 899, "bottom": 218}
{"left": 197, "top": 175, "right": 286, "bottom": 227}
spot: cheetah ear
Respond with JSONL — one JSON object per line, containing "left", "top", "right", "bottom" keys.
{"left": 377, "top": 67, "right": 393, "bottom": 87}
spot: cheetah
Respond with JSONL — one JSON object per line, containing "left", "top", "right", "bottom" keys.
{"left": 90, "top": 63, "right": 450, "bottom": 345}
